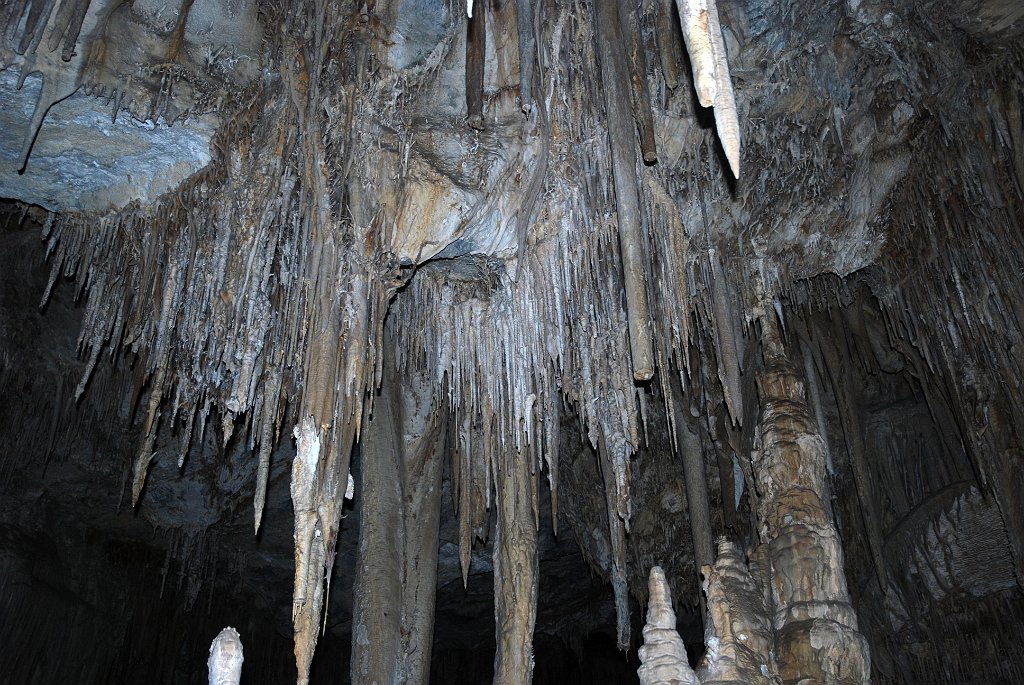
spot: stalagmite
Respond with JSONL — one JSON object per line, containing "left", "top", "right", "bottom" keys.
{"left": 595, "top": 0, "right": 655, "bottom": 381}
{"left": 697, "top": 539, "right": 776, "bottom": 685}
{"left": 674, "top": 0, "right": 741, "bottom": 177}
{"left": 637, "top": 566, "right": 700, "bottom": 685}
{"left": 493, "top": 446, "right": 539, "bottom": 685}
{"left": 750, "top": 310, "right": 870, "bottom": 684}
{"left": 207, "top": 627, "right": 244, "bottom": 685}
{"left": 5, "top": 0, "right": 1024, "bottom": 683}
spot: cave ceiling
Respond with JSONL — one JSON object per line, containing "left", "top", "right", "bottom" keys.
{"left": 1, "top": 0, "right": 1023, "bottom": 683}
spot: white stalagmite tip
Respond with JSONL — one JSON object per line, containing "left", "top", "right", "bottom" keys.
{"left": 208, "top": 627, "right": 244, "bottom": 685}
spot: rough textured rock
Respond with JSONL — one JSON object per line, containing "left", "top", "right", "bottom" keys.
{"left": 351, "top": 352, "right": 444, "bottom": 685}
{"left": 0, "top": 70, "right": 215, "bottom": 211}
{"left": 1, "top": 0, "right": 1024, "bottom": 683}
{"left": 697, "top": 540, "right": 776, "bottom": 685}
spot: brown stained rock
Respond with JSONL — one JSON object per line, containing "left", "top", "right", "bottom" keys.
{"left": 493, "top": 446, "right": 540, "bottom": 685}
{"left": 351, "top": 357, "right": 445, "bottom": 685}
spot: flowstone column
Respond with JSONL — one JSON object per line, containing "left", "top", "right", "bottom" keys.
{"left": 750, "top": 317, "right": 870, "bottom": 684}
{"left": 351, "top": 355, "right": 444, "bottom": 685}
{"left": 493, "top": 445, "right": 540, "bottom": 685}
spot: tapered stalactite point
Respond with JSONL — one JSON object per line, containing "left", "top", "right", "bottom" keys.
{"left": 675, "top": 0, "right": 742, "bottom": 179}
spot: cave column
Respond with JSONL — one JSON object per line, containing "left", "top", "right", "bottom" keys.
{"left": 351, "top": 353, "right": 444, "bottom": 685}
{"left": 493, "top": 445, "right": 540, "bottom": 685}
{"left": 749, "top": 313, "right": 870, "bottom": 684}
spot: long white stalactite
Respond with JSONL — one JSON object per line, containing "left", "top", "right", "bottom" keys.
{"left": 675, "top": 0, "right": 741, "bottom": 177}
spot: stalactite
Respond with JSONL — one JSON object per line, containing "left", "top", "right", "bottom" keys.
{"left": 352, "top": 356, "right": 444, "bottom": 685}
{"left": 618, "top": 1, "right": 658, "bottom": 164}
{"left": 709, "top": 250, "right": 744, "bottom": 426}
{"left": 351, "top": 376, "right": 404, "bottom": 685}
{"left": 674, "top": 400, "right": 714, "bottom": 621}
{"left": 656, "top": 0, "right": 684, "bottom": 91}
{"left": 466, "top": 0, "right": 486, "bottom": 131}
{"left": 800, "top": 338, "right": 835, "bottom": 475}
{"left": 637, "top": 566, "right": 699, "bottom": 685}
{"left": 674, "top": 0, "right": 740, "bottom": 177}
{"left": 601, "top": 438, "right": 633, "bottom": 650}
{"left": 15, "top": 66, "right": 80, "bottom": 171}
{"left": 131, "top": 262, "right": 182, "bottom": 506}
{"left": 820, "top": 322, "right": 888, "bottom": 592}
{"left": 595, "top": 0, "right": 655, "bottom": 381}
{"left": 19, "top": 5, "right": 1024, "bottom": 685}
{"left": 396, "top": 390, "right": 445, "bottom": 684}
{"left": 515, "top": 0, "right": 535, "bottom": 114}
{"left": 253, "top": 366, "right": 282, "bottom": 534}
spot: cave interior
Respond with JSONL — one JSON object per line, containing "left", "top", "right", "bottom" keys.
{"left": 2, "top": 0, "right": 1024, "bottom": 683}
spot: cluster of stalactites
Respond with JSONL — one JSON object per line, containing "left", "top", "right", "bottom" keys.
{"left": 38, "top": 3, "right": 393, "bottom": 683}
{"left": 35, "top": 0, "right": 753, "bottom": 680}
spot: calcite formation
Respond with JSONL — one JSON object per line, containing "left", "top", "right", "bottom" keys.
{"left": 207, "top": 627, "right": 244, "bottom": 685}
{"left": 697, "top": 540, "right": 776, "bottom": 685}
{"left": 638, "top": 566, "right": 700, "bottom": 685}
{"left": 1, "top": 0, "right": 1023, "bottom": 683}
{"left": 749, "top": 315, "right": 870, "bottom": 684}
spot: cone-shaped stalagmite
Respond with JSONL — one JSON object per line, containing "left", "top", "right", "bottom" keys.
{"left": 638, "top": 566, "right": 700, "bottom": 685}
{"left": 207, "top": 627, "right": 244, "bottom": 685}
{"left": 697, "top": 539, "right": 776, "bottom": 685}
